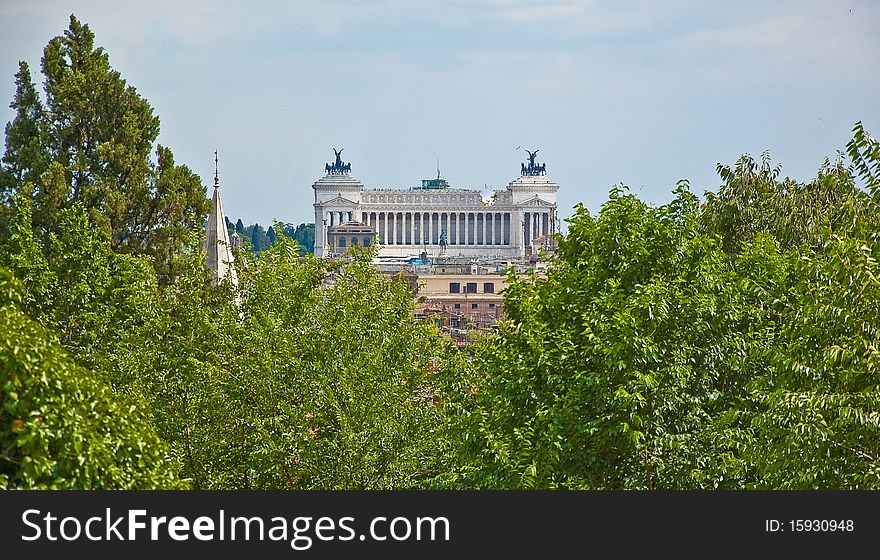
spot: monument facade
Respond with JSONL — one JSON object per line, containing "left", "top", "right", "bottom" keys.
{"left": 312, "top": 149, "right": 559, "bottom": 260}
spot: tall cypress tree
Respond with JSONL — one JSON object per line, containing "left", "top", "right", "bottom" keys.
{"left": 251, "top": 224, "right": 265, "bottom": 252}
{"left": 0, "top": 62, "right": 48, "bottom": 203}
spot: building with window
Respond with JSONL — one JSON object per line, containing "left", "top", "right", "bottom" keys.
{"left": 326, "top": 221, "right": 376, "bottom": 257}
{"left": 312, "top": 150, "right": 559, "bottom": 261}
{"left": 413, "top": 273, "right": 507, "bottom": 330}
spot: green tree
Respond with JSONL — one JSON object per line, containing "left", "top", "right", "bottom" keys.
{"left": 742, "top": 232, "right": 880, "bottom": 488}
{"left": 282, "top": 222, "right": 316, "bottom": 255}
{"left": 250, "top": 223, "right": 266, "bottom": 252}
{"left": 266, "top": 225, "right": 277, "bottom": 245}
{"left": 701, "top": 152, "right": 871, "bottom": 255}
{"left": 0, "top": 62, "right": 48, "bottom": 214}
{"left": 441, "top": 184, "right": 761, "bottom": 489}
{"left": 0, "top": 15, "right": 209, "bottom": 278}
{"left": 0, "top": 191, "right": 159, "bottom": 375}
{"left": 108, "top": 237, "right": 451, "bottom": 489}
{"left": 0, "top": 268, "right": 185, "bottom": 489}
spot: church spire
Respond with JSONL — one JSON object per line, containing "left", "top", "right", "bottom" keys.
{"left": 204, "top": 150, "right": 238, "bottom": 286}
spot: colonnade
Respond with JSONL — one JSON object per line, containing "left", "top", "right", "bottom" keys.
{"left": 523, "top": 211, "right": 552, "bottom": 245}
{"left": 358, "top": 210, "right": 552, "bottom": 246}
{"left": 327, "top": 211, "right": 353, "bottom": 227}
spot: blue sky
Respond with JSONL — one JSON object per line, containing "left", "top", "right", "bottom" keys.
{"left": 2, "top": 1, "right": 878, "bottom": 228}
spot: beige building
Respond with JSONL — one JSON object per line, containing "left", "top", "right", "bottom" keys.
{"left": 413, "top": 273, "right": 508, "bottom": 331}
{"left": 326, "top": 221, "right": 376, "bottom": 256}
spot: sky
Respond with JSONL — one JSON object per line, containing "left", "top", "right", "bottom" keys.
{"left": 1, "top": 0, "right": 878, "bottom": 228}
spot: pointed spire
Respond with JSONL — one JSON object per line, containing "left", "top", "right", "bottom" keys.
{"left": 205, "top": 150, "right": 238, "bottom": 286}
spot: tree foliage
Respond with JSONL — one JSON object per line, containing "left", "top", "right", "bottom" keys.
{"left": 0, "top": 15, "right": 209, "bottom": 279}
{"left": 105, "top": 239, "right": 452, "bottom": 489}
{"left": 233, "top": 221, "right": 315, "bottom": 255}
{"left": 0, "top": 269, "right": 184, "bottom": 489}
{"left": 442, "top": 184, "right": 756, "bottom": 488}
{"left": 701, "top": 152, "right": 871, "bottom": 255}
{"left": 441, "top": 128, "right": 880, "bottom": 489}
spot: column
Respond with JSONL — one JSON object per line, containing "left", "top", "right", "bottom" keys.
{"left": 484, "top": 213, "right": 490, "bottom": 245}
{"left": 486, "top": 213, "right": 493, "bottom": 245}
{"left": 391, "top": 212, "right": 397, "bottom": 245}
{"left": 414, "top": 212, "right": 420, "bottom": 246}
{"left": 450, "top": 213, "right": 456, "bottom": 245}
{"left": 459, "top": 213, "right": 465, "bottom": 245}
{"left": 399, "top": 212, "right": 405, "bottom": 245}
{"left": 485, "top": 213, "right": 491, "bottom": 245}
{"left": 425, "top": 212, "right": 430, "bottom": 245}
{"left": 477, "top": 213, "right": 483, "bottom": 245}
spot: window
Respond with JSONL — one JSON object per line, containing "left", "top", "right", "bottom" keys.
{"left": 483, "top": 282, "right": 494, "bottom": 293}
{"left": 454, "top": 303, "right": 461, "bottom": 310}
{"left": 489, "top": 303, "right": 496, "bottom": 309}
{"left": 338, "top": 238, "right": 346, "bottom": 248}
{"left": 466, "top": 282, "right": 477, "bottom": 293}
{"left": 363, "top": 238, "right": 370, "bottom": 247}
{"left": 449, "top": 282, "right": 461, "bottom": 294}
{"left": 471, "top": 303, "right": 478, "bottom": 310}
{"left": 351, "top": 237, "right": 359, "bottom": 245}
